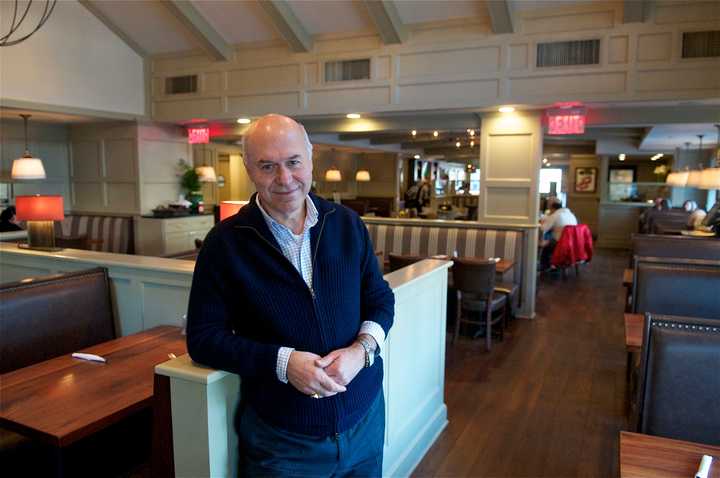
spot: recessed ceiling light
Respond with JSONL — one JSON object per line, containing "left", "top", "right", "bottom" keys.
{"left": 411, "top": 130, "right": 417, "bottom": 136}
{"left": 619, "top": 153, "right": 626, "bottom": 161}
{"left": 237, "top": 118, "right": 251, "bottom": 124}
{"left": 413, "top": 154, "right": 420, "bottom": 159}
{"left": 346, "top": 113, "right": 361, "bottom": 119}
{"left": 456, "top": 141, "right": 461, "bottom": 148}
{"left": 469, "top": 129, "right": 475, "bottom": 136}
{"left": 433, "top": 131, "right": 439, "bottom": 137}
{"left": 499, "top": 106, "right": 515, "bottom": 113}
{"left": 470, "top": 140, "right": 475, "bottom": 147}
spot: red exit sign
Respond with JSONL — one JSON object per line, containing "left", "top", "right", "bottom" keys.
{"left": 547, "top": 107, "right": 586, "bottom": 135}
{"left": 188, "top": 126, "right": 210, "bottom": 144}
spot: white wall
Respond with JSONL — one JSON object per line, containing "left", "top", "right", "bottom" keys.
{"left": 0, "top": 119, "right": 71, "bottom": 207}
{"left": 0, "top": 0, "right": 145, "bottom": 116}
{"left": 150, "top": 1, "right": 720, "bottom": 121}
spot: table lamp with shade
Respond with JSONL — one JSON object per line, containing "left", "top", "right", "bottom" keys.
{"left": 15, "top": 195, "right": 64, "bottom": 250}
{"left": 219, "top": 200, "right": 249, "bottom": 221}
{"left": 325, "top": 167, "right": 342, "bottom": 203}
{"left": 196, "top": 166, "right": 217, "bottom": 183}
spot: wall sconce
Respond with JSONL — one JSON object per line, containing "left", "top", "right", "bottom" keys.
{"left": 15, "top": 195, "right": 64, "bottom": 250}
{"left": 355, "top": 170, "right": 371, "bottom": 182}
{"left": 219, "top": 200, "right": 248, "bottom": 221}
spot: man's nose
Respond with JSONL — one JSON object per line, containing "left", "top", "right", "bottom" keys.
{"left": 275, "top": 166, "right": 292, "bottom": 185}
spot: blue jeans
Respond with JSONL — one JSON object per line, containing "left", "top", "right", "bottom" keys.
{"left": 238, "top": 391, "right": 385, "bottom": 477}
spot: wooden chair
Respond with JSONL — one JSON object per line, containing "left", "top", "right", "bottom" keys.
{"left": 452, "top": 258, "right": 507, "bottom": 351}
{"left": 388, "top": 253, "right": 424, "bottom": 272}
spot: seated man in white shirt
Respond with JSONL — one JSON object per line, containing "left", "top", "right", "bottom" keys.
{"left": 539, "top": 198, "right": 578, "bottom": 270}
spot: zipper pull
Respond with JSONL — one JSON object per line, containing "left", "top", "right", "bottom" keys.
{"left": 310, "top": 287, "right": 315, "bottom": 299}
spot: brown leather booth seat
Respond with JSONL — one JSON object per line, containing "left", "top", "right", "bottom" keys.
{"left": 54, "top": 214, "right": 134, "bottom": 254}
{"left": 631, "top": 234, "right": 720, "bottom": 265}
{"left": 0, "top": 267, "right": 117, "bottom": 374}
{"left": 641, "top": 209, "right": 690, "bottom": 234}
{"left": 635, "top": 314, "right": 720, "bottom": 445}
{"left": 632, "top": 256, "right": 720, "bottom": 319}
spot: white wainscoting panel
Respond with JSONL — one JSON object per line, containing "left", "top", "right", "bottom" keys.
{"left": 0, "top": 243, "right": 193, "bottom": 335}
{"left": 156, "top": 259, "right": 452, "bottom": 478}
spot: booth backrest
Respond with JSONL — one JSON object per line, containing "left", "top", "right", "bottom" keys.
{"left": 365, "top": 221, "right": 524, "bottom": 284}
{"left": 642, "top": 209, "right": 690, "bottom": 234}
{"left": 636, "top": 314, "right": 720, "bottom": 445}
{"left": 631, "top": 234, "right": 720, "bottom": 269}
{"left": 0, "top": 267, "right": 117, "bottom": 374}
{"left": 633, "top": 256, "right": 720, "bottom": 319}
{"left": 55, "top": 214, "right": 134, "bottom": 254}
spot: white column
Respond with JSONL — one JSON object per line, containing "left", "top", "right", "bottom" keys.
{"left": 479, "top": 111, "right": 542, "bottom": 318}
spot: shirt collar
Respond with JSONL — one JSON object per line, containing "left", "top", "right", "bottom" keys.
{"left": 255, "top": 194, "right": 318, "bottom": 235}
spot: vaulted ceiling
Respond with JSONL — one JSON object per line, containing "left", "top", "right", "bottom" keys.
{"left": 78, "top": 0, "right": 653, "bottom": 58}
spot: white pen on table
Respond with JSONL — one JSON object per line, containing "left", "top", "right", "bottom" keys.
{"left": 71, "top": 352, "right": 106, "bottom": 363}
{"left": 696, "top": 455, "right": 713, "bottom": 478}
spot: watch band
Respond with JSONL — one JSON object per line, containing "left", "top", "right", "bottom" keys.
{"left": 358, "top": 337, "right": 374, "bottom": 368}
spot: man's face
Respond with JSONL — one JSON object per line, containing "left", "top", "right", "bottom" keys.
{"left": 244, "top": 121, "right": 313, "bottom": 217}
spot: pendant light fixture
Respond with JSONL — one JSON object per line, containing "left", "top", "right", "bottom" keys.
{"left": 11, "top": 114, "right": 46, "bottom": 180}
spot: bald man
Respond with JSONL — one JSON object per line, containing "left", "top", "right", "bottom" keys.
{"left": 186, "top": 114, "right": 394, "bottom": 477}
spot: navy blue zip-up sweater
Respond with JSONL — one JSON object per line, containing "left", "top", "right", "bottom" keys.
{"left": 186, "top": 193, "right": 394, "bottom": 436}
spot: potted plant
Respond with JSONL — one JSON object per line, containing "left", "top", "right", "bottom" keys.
{"left": 178, "top": 159, "right": 203, "bottom": 213}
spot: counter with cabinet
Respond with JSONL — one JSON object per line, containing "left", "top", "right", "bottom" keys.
{"left": 134, "top": 214, "right": 214, "bottom": 256}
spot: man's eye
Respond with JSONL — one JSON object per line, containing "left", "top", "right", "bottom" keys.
{"left": 260, "top": 164, "right": 274, "bottom": 171}
{"left": 288, "top": 160, "right": 301, "bottom": 167}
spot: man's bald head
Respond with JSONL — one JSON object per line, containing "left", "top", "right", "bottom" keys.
{"left": 242, "top": 114, "right": 313, "bottom": 164}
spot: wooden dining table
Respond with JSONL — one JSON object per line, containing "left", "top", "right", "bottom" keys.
{"left": 620, "top": 431, "right": 720, "bottom": 478}
{"left": 625, "top": 313, "right": 643, "bottom": 353}
{"left": 0, "top": 325, "right": 186, "bottom": 475}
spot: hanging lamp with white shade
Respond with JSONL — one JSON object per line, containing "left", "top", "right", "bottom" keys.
{"left": 701, "top": 124, "right": 720, "bottom": 191}
{"left": 11, "top": 114, "right": 46, "bottom": 180}
{"left": 325, "top": 167, "right": 342, "bottom": 182}
{"left": 355, "top": 170, "right": 371, "bottom": 182}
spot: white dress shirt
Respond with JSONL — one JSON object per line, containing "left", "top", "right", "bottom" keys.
{"left": 541, "top": 208, "right": 578, "bottom": 241}
{"left": 255, "top": 195, "right": 386, "bottom": 383}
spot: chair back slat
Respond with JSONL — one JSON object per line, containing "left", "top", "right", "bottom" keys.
{"left": 388, "top": 254, "right": 424, "bottom": 272}
{"left": 453, "top": 259, "right": 497, "bottom": 299}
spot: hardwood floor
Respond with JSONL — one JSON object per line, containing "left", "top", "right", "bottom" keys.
{"left": 413, "top": 249, "right": 629, "bottom": 478}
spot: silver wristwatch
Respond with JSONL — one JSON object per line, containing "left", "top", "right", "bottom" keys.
{"left": 358, "top": 337, "right": 375, "bottom": 368}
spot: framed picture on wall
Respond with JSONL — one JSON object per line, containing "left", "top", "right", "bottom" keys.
{"left": 575, "top": 167, "right": 597, "bottom": 193}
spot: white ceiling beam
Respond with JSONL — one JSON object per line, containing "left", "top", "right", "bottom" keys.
{"left": 486, "top": 0, "right": 515, "bottom": 34}
{"left": 623, "top": 0, "right": 650, "bottom": 23}
{"left": 162, "top": 0, "right": 233, "bottom": 61}
{"left": 257, "top": 0, "right": 313, "bottom": 53}
{"left": 78, "top": 0, "right": 147, "bottom": 58}
{"left": 362, "top": 0, "right": 407, "bottom": 45}
{"left": 638, "top": 126, "right": 655, "bottom": 150}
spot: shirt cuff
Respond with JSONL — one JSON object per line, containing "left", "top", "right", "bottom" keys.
{"left": 359, "top": 321, "right": 386, "bottom": 353}
{"left": 276, "top": 346, "right": 294, "bottom": 383}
